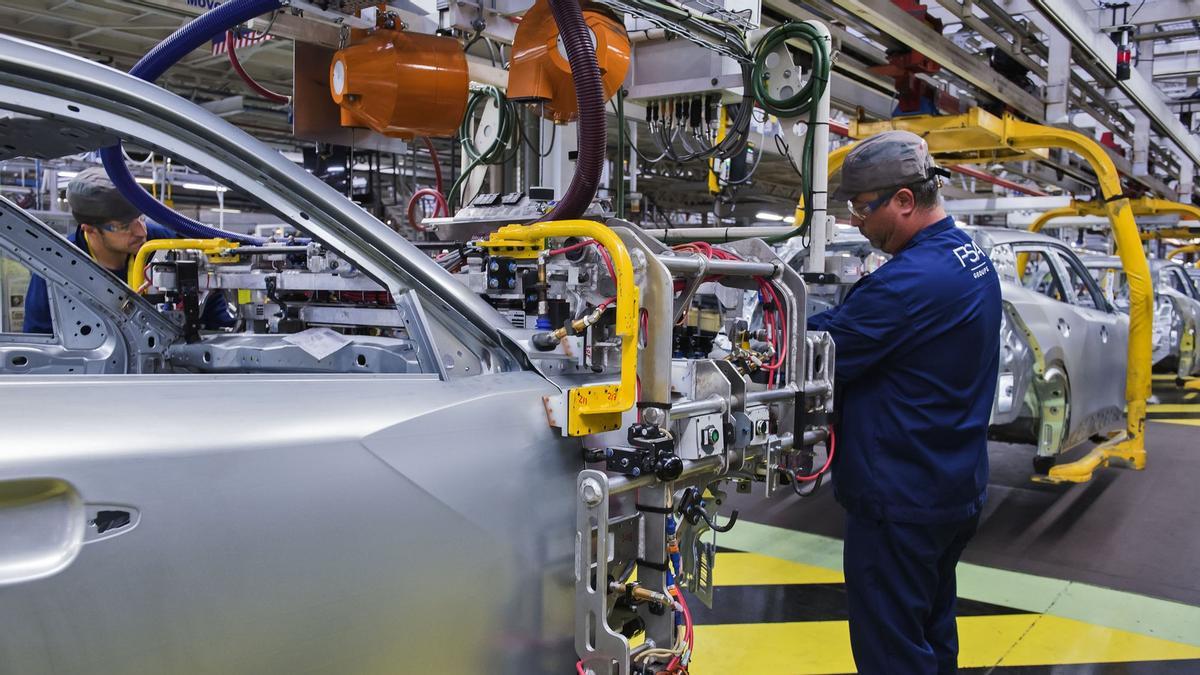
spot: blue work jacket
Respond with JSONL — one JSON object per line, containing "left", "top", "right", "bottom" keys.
{"left": 808, "top": 216, "right": 1001, "bottom": 524}
{"left": 23, "top": 224, "right": 236, "bottom": 334}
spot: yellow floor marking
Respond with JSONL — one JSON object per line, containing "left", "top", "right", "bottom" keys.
{"left": 1146, "top": 404, "right": 1200, "bottom": 413}
{"left": 689, "top": 621, "right": 857, "bottom": 674}
{"left": 1186, "top": 392, "right": 1199, "bottom": 401}
{"left": 1001, "top": 613, "right": 1200, "bottom": 666}
{"left": 688, "top": 614, "right": 1200, "bottom": 673}
{"left": 713, "top": 552, "right": 845, "bottom": 587}
{"left": 688, "top": 617, "right": 1035, "bottom": 674}
{"left": 1154, "top": 419, "right": 1200, "bottom": 426}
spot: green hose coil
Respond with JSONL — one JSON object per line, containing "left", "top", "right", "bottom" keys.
{"left": 447, "top": 85, "right": 522, "bottom": 209}
{"left": 749, "top": 22, "right": 831, "bottom": 243}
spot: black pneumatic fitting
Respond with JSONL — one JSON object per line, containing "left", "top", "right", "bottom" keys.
{"left": 531, "top": 332, "right": 560, "bottom": 351}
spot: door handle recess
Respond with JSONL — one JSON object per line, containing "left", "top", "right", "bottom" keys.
{"left": 0, "top": 478, "right": 139, "bottom": 586}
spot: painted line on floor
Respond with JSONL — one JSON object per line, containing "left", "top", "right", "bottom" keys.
{"left": 688, "top": 614, "right": 1200, "bottom": 674}
{"left": 686, "top": 582, "right": 1018, "bottom": 625}
{"left": 718, "top": 521, "right": 1200, "bottom": 648}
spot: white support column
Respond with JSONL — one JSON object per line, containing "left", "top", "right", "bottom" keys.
{"left": 1181, "top": 158, "right": 1195, "bottom": 199}
{"left": 541, "top": 120, "right": 577, "bottom": 200}
{"left": 627, "top": 123, "right": 639, "bottom": 216}
{"left": 1045, "top": 29, "right": 1072, "bottom": 124}
{"left": 1132, "top": 40, "right": 1155, "bottom": 177}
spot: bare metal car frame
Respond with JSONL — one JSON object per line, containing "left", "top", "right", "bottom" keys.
{"left": 0, "top": 34, "right": 837, "bottom": 675}
{"left": 967, "top": 228, "right": 1127, "bottom": 467}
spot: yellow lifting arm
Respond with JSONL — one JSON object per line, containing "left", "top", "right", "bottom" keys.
{"left": 1004, "top": 115, "right": 1150, "bottom": 479}
{"left": 1028, "top": 202, "right": 1100, "bottom": 234}
{"left": 1168, "top": 244, "right": 1200, "bottom": 261}
{"left": 128, "top": 239, "right": 240, "bottom": 292}
{"left": 707, "top": 105, "right": 729, "bottom": 196}
{"left": 1034, "top": 197, "right": 1200, "bottom": 239}
{"left": 481, "top": 220, "right": 640, "bottom": 436}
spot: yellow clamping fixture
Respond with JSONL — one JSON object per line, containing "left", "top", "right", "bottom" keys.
{"left": 480, "top": 220, "right": 640, "bottom": 436}
{"left": 822, "top": 108, "right": 1151, "bottom": 483}
{"left": 128, "top": 239, "right": 241, "bottom": 292}
{"left": 1167, "top": 244, "right": 1200, "bottom": 261}
{"left": 1031, "top": 196, "right": 1200, "bottom": 236}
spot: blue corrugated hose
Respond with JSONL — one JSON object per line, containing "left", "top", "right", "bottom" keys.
{"left": 100, "top": 0, "right": 287, "bottom": 244}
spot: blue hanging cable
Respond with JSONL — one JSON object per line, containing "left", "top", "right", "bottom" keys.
{"left": 100, "top": 0, "right": 288, "bottom": 244}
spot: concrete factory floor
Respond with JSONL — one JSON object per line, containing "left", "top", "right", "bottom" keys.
{"left": 688, "top": 375, "right": 1200, "bottom": 674}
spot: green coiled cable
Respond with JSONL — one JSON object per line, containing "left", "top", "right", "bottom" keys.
{"left": 749, "top": 22, "right": 831, "bottom": 243}
{"left": 447, "top": 85, "right": 522, "bottom": 209}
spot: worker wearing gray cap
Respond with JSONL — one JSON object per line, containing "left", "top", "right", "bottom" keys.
{"left": 23, "top": 167, "right": 234, "bottom": 333}
{"left": 808, "top": 131, "right": 1001, "bottom": 674}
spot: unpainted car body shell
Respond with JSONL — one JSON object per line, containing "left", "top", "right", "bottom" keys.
{"left": 1082, "top": 255, "right": 1200, "bottom": 378}
{"left": 0, "top": 34, "right": 578, "bottom": 675}
{"left": 967, "top": 228, "right": 1127, "bottom": 453}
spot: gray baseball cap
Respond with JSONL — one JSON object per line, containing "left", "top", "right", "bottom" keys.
{"left": 831, "top": 130, "right": 940, "bottom": 202}
{"left": 66, "top": 166, "right": 141, "bottom": 226}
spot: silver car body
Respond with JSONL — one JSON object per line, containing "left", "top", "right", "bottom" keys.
{"left": 966, "top": 228, "right": 1127, "bottom": 457}
{"left": 0, "top": 34, "right": 580, "bottom": 674}
{"left": 1083, "top": 255, "right": 1200, "bottom": 378}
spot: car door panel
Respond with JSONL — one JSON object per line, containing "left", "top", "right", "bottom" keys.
{"left": 0, "top": 372, "right": 576, "bottom": 675}
{"left": 1048, "top": 247, "right": 1126, "bottom": 443}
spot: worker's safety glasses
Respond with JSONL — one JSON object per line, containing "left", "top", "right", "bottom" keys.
{"left": 97, "top": 215, "right": 145, "bottom": 234}
{"left": 847, "top": 188, "right": 899, "bottom": 220}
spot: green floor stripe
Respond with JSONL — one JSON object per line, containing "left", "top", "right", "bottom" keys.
{"left": 721, "top": 521, "right": 1200, "bottom": 648}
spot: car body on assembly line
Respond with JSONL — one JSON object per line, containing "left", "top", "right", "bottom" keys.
{"left": 964, "top": 227, "right": 1128, "bottom": 474}
{"left": 1083, "top": 256, "right": 1200, "bottom": 380}
{"left": 0, "top": 33, "right": 584, "bottom": 675}
{"left": 0, "top": 32, "right": 839, "bottom": 675}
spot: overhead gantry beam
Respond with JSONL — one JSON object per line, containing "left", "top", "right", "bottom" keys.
{"left": 1030, "top": 197, "right": 1200, "bottom": 234}
{"left": 826, "top": 0, "right": 1045, "bottom": 119}
{"left": 1027, "top": 0, "right": 1200, "bottom": 168}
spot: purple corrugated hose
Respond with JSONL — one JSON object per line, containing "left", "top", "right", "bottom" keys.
{"left": 536, "top": 0, "right": 607, "bottom": 223}
{"left": 99, "top": 0, "right": 286, "bottom": 244}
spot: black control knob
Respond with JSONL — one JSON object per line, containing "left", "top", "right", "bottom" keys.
{"left": 655, "top": 454, "right": 683, "bottom": 481}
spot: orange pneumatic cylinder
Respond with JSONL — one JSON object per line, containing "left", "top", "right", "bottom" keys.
{"left": 329, "top": 29, "right": 469, "bottom": 139}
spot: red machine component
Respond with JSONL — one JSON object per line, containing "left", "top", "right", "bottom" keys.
{"left": 1100, "top": 131, "right": 1126, "bottom": 157}
{"left": 868, "top": 0, "right": 962, "bottom": 115}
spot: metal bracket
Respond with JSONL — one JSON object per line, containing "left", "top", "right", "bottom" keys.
{"left": 677, "top": 516, "right": 715, "bottom": 609}
{"left": 575, "top": 470, "right": 630, "bottom": 675}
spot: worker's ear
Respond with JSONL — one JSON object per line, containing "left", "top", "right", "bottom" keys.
{"left": 79, "top": 223, "right": 99, "bottom": 235}
{"left": 892, "top": 188, "right": 917, "bottom": 215}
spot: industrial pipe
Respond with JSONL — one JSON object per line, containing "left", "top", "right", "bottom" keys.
{"left": 536, "top": 0, "right": 606, "bottom": 222}
{"left": 658, "top": 255, "right": 779, "bottom": 278}
{"left": 100, "top": 0, "right": 287, "bottom": 245}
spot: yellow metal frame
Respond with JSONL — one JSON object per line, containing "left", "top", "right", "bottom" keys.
{"left": 128, "top": 239, "right": 240, "bottom": 291}
{"left": 707, "top": 105, "right": 729, "bottom": 195}
{"left": 1167, "top": 244, "right": 1200, "bottom": 261}
{"left": 481, "top": 220, "right": 640, "bottom": 436}
{"left": 1031, "top": 196, "right": 1200, "bottom": 235}
{"left": 824, "top": 108, "right": 1150, "bottom": 483}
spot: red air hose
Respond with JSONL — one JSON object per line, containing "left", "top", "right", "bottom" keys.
{"left": 421, "top": 137, "right": 444, "bottom": 195}
{"left": 406, "top": 188, "right": 448, "bottom": 232}
{"left": 225, "top": 30, "right": 290, "bottom": 104}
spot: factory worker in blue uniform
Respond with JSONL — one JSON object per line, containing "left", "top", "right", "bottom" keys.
{"left": 24, "top": 166, "right": 235, "bottom": 334}
{"left": 808, "top": 131, "right": 1001, "bottom": 674}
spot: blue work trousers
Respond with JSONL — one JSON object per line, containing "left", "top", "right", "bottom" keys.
{"left": 843, "top": 513, "right": 979, "bottom": 675}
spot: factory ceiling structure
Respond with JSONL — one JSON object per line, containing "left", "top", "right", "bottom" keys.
{"left": 0, "top": 0, "right": 1196, "bottom": 223}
